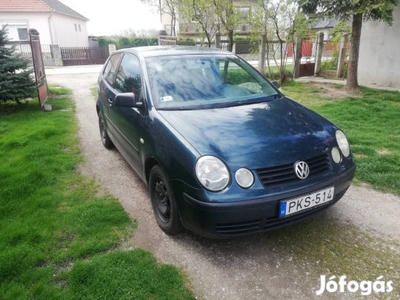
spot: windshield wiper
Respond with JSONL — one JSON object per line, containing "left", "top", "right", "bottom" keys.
{"left": 157, "top": 94, "right": 282, "bottom": 111}
{"left": 228, "top": 94, "right": 282, "bottom": 107}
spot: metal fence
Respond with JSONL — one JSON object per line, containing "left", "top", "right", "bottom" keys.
{"left": 6, "top": 42, "right": 52, "bottom": 62}
{"left": 234, "top": 41, "right": 259, "bottom": 54}
{"left": 60, "top": 47, "right": 109, "bottom": 65}
{"left": 158, "top": 36, "right": 177, "bottom": 45}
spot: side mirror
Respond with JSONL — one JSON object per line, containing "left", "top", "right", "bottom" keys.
{"left": 114, "top": 92, "right": 143, "bottom": 108}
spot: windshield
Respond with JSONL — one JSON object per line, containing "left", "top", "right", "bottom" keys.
{"left": 146, "top": 55, "right": 279, "bottom": 110}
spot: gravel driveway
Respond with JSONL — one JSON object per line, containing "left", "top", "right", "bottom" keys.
{"left": 47, "top": 68, "right": 400, "bottom": 300}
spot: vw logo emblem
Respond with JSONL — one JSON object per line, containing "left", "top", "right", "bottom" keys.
{"left": 294, "top": 161, "right": 310, "bottom": 179}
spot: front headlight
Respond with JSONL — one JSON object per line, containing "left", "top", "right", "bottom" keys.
{"left": 195, "top": 156, "right": 230, "bottom": 191}
{"left": 235, "top": 168, "right": 254, "bottom": 188}
{"left": 331, "top": 147, "right": 342, "bottom": 164}
{"left": 336, "top": 130, "right": 350, "bottom": 157}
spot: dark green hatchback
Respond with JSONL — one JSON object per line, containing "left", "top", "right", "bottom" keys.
{"left": 96, "top": 46, "right": 355, "bottom": 238}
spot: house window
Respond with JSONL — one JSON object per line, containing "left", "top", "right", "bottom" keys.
{"left": 0, "top": 22, "right": 29, "bottom": 41}
{"left": 74, "top": 24, "right": 77, "bottom": 31}
{"left": 17, "top": 28, "right": 29, "bottom": 40}
{"left": 78, "top": 24, "right": 81, "bottom": 32}
{"left": 239, "top": 7, "right": 249, "bottom": 19}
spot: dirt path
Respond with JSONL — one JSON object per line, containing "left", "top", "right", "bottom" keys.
{"left": 47, "top": 71, "right": 400, "bottom": 300}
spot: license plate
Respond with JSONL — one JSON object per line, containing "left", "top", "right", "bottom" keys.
{"left": 279, "top": 187, "right": 335, "bottom": 218}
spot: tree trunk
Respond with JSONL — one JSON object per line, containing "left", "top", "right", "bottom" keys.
{"left": 258, "top": 34, "right": 267, "bottom": 74}
{"left": 279, "top": 40, "right": 286, "bottom": 85}
{"left": 227, "top": 30, "right": 234, "bottom": 52}
{"left": 293, "top": 37, "right": 302, "bottom": 79}
{"left": 347, "top": 13, "right": 362, "bottom": 91}
{"left": 266, "top": 42, "right": 273, "bottom": 77}
{"left": 206, "top": 33, "right": 212, "bottom": 48}
{"left": 171, "top": 12, "right": 176, "bottom": 36}
{"left": 314, "top": 32, "right": 324, "bottom": 76}
{"left": 337, "top": 33, "right": 348, "bottom": 78}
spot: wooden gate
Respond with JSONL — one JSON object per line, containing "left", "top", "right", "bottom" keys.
{"left": 61, "top": 47, "right": 109, "bottom": 66}
{"left": 29, "top": 29, "right": 49, "bottom": 109}
{"left": 287, "top": 41, "right": 314, "bottom": 57}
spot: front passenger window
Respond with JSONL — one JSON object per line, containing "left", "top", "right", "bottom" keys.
{"left": 114, "top": 54, "right": 142, "bottom": 95}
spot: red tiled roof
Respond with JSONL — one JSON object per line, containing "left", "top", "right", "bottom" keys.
{"left": 0, "top": 0, "right": 88, "bottom": 21}
{"left": 0, "top": 0, "right": 50, "bottom": 12}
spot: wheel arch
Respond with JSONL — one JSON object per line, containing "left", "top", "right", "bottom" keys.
{"left": 144, "top": 157, "right": 159, "bottom": 185}
{"left": 96, "top": 104, "right": 101, "bottom": 115}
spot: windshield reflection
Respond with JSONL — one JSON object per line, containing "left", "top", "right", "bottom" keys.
{"left": 146, "top": 55, "right": 278, "bottom": 110}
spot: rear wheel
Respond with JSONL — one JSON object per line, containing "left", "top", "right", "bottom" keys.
{"left": 149, "top": 165, "right": 183, "bottom": 235}
{"left": 98, "top": 112, "right": 113, "bottom": 149}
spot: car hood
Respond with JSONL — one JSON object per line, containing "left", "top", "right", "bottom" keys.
{"left": 158, "top": 98, "right": 335, "bottom": 169}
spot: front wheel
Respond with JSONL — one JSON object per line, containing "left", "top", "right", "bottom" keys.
{"left": 98, "top": 112, "right": 113, "bottom": 149}
{"left": 149, "top": 165, "right": 183, "bottom": 235}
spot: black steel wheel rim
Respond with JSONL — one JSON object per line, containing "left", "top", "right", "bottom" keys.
{"left": 154, "top": 177, "right": 171, "bottom": 222}
{"left": 99, "top": 116, "right": 106, "bottom": 143}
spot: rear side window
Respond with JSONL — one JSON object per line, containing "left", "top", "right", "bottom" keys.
{"left": 113, "top": 53, "right": 142, "bottom": 95}
{"left": 103, "top": 53, "right": 122, "bottom": 85}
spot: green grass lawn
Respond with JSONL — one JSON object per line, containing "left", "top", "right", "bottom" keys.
{"left": 284, "top": 81, "right": 400, "bottom": 195}
{"left": 0, "top": 88, "right": 194, "bottom": 299}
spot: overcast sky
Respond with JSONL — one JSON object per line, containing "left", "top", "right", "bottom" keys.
{"left": 60, "top": 0, "right": 161, "bottom": 36}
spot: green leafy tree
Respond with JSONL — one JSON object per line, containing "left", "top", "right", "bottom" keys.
{"left": 177, "top": 0, "right": 219, "bottom": 47}
{"left": 329, "top": 19, "right": 351, "bottom": 41}
{"left": 212, "top": 0, "right": 243, "bottom": 51}
{"left": 249, "top": 0, "right": 306, "bottom": 84}
{"left": 0, "top": 27, "right": 36, "bottom": 104}
{"left": 268, "top": 0, "right": 299, "bottom": 84}
{"left": 298, "top": 0, "right": 399, "bottom": 91}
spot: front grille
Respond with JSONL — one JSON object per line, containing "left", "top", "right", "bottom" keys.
{"left": 215, "top": 221, "right": 262, "bottom": 236}
{"left": 256, "top": 153, "right": 330, "bottom": 187}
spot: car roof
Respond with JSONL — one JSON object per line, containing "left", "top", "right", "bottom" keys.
{"left": 116, "top": 46, "right": 235, "bottom": 58}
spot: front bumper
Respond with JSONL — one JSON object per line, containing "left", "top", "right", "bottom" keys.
{"left": 178, "top": 165, "right": 356, "bottom": 238}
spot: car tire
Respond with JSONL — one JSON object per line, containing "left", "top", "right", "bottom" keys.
{"left": 149, "top": 165, "right": 183, "bottom": 235}
{"left": 98, "top": 112, "right": 114, "bottom": 149}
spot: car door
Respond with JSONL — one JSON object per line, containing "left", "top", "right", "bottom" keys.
{"left": 107, "top": 53, "right": 146, "bottom": 175}
{"left": 98, "top": 52, "right": 123, "bottom": 133}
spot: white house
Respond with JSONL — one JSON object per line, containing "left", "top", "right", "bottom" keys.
{"left": 0, "top": 0, "right": 89, "bottom": 47}
{"left": 359, "top": 5, "right": 400, "bottom": 89}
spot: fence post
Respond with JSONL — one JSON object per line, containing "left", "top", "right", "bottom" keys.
{"left": 50, "top": 45, "right": 63, "bottom": 66}
{"left": 292, "top": 37, "right": 302, "bottom": 78}
{"left": 314, "top": 32, "right": 324, "bottom": 76}
{"left": 158, "top": 30, "right": 168, "bottom": 45}
{"left": 29, "top": 29, "right": 49, "bottom": 109}
{"left": 108, "top": 44, "right": 117, "bottom": 55}
{"left": 336, "top": 33, "right": 348, "bottom": 78}
{"left": 215, "top": 33, "right": 221, "bottom": 49}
